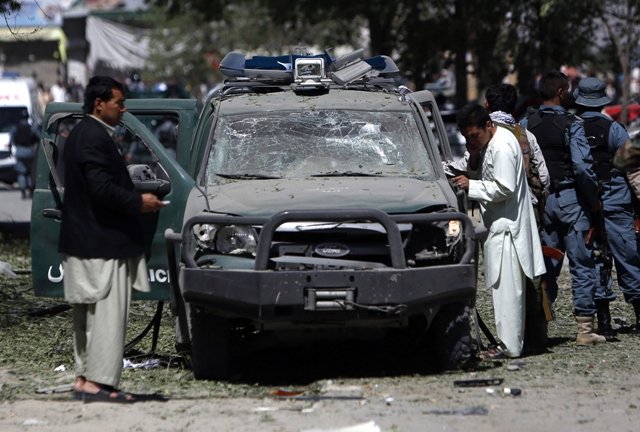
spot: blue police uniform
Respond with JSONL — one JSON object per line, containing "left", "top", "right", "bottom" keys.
{"left": 586, "top": 74, "right": 640, "bottom": 335}
{"left": 582, "top": 111, "right": 640, "bottom": 305}
{"left": 523, "top": 105, "right": 599, "bottom": 318}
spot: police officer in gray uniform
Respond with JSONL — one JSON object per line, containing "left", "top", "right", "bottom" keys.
{"left": 522, "top": 71, "right": 605, "bottom": 345}
{"left": 575, "top": 77, "right": 640, "bottom": 338}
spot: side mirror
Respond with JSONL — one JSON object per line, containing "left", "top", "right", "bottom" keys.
{"left": 127, "top": 164, "right": 171, "bottom": 197}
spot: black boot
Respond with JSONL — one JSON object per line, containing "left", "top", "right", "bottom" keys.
{"left": 595, "top": 300, "right": 617, "bottom": 341}
{"left": 632, "top": 300, "right": 640, "bottom": 335}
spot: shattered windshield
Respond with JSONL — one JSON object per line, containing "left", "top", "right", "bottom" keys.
{"left": 205, "top": 110, "right": 436, "bottom": 184}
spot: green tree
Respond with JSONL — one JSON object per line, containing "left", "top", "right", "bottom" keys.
{"left": 505, "top": 1, "right": 597, "bottom": 99}
{"left": 142, "top": 9, "right": 215, "bottom": 98}
{"left": 445, "top": 0, "right": 513, "bottom": 107}
{"left": 393, "top": 1, "right": 515, "bottom": 105}
{"left": 596, "top": 0, "right": 640, "bottom": 125}
{"left": 145, "top": 0, "right": 226, "bottom": 21}
{"left": 259, "top": 0, "right": 397, "bottom": 55}
{"left": 144, "top": 0, "right": 518, "bottom": 105}
{"left": 0, "top": 0, "right": 19, "bottom": 14}
{"left": 145, "top": 0, "right": 608, "bottom": 109}
{"left": 143, "top": 0, "right": 362, "bottom": 95}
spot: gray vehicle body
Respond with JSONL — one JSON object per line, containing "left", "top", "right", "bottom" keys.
{"left": 167, "top": 61, "right": 480, "bottom": 379}
{"left": 31, "top": 52, "right": 480, "bottom": 380}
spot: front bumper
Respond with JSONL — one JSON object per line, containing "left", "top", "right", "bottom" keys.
{"left": 182, "top": 264, "right": 476, "bottom": 326}
{"left": 175, "top": 208, "right": 478, "bottom": 327}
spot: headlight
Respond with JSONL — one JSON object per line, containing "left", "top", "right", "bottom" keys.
{"left": 193, "top": 224, "right": 218, "bottom": 249}
{"left": 215, "top": 225, "right": 258, "bottom": 255}
{"left": 446, "top": 220, "right": 462, "bottom": 247}
{"left": 193, "top": 224, "right": 258, "bottom": 256}
{"left": 447, "top": 220, "right": 461, "bottom": 237}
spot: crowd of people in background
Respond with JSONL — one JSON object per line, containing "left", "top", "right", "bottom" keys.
{"left": 36, "top": 78, "right": 85, "bottom": 110}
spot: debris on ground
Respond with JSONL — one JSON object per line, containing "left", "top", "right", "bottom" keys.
{"left": 35, "top": 384, "right": 74, "bottom": 394}
{"left": 302, "top": 420, "right": 381, "bottom": 432}
{"left": 423, "top": 405, "right": 489, "bottom": 416}
{"left": 453, "top": 378, "right": 503, "bottom": 387}
{"left": 0, "top": 260, "right": 17, "bottom": 278}
{"left": 123, "top": 358, "right": 162, "bottom": 369}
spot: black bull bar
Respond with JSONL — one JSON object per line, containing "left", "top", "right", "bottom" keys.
{"left": 167, "top": 209, "right": 478, "bottom": 322}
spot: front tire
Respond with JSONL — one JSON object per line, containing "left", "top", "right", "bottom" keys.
{"left": 189, "top": 308, "right": 232, "bottom": 380}
{"left": 429, "top": 302, "right": 473, "bottom": 371}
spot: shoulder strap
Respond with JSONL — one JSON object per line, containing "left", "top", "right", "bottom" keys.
{"left": 551, "top": 113, "right": 574, "bottom": 133}
{"left": 514, "top": 123, "right": 522, "bottom": 140}
{"left": 527, "top": 111, "right": 542, "bottom": 130}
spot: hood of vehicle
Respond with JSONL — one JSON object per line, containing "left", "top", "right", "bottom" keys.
{"left": 206, "top": 177, "right": 450, "bottom": 217}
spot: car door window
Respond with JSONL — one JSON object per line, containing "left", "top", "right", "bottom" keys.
{"left": 46, "top": 116, "right": 169, "bottom": 189}
{"left": 50, "top": 117, "right": 81, "bottom": 187}
{"left": 409, "top": 90, "right": 454, "bottom": 163}
{"left": 420, "top": 103, "right": 451, "bottom": 163}
{"left": 126, "top": 113, "right": 180, "bottom": 160}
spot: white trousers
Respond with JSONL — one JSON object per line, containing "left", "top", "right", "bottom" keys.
{"left": 490, "top": 235, "right": 526, "bottom": 357}
{"left": 69, "top": 257, "right": 146, "bottom": 388}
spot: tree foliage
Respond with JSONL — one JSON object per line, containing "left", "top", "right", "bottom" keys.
{"left": 594, "top": 0, "right": 640, "bottom": 124}
{"left": 508, "top": 1, "right": 598, "bottom": 95}
{"left": 142, "top": 0, "right": 364, "bottom": 96}
{"left": 143, "top": 0, "right": 626, "bottom": 108}
{"left": 0, "top": 0, "right": 632, "bottom": 112}
{"left": 145, "top": 0, "right": 227, "bottom": 21}
{"left": 0, "top": 0, "right": 19, "bottom": 15}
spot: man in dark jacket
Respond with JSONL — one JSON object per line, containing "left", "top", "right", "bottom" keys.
{"left": 59, "top": 76, "right": 165, "bottom": 403}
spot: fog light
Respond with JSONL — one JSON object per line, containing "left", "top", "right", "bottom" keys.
{"left": 193, "top": 224, "right": 218, "bottom": 249}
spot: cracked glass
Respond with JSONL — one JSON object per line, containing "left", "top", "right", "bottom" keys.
{"left": 205, "top": 110, "right": 435, "bottom": 184}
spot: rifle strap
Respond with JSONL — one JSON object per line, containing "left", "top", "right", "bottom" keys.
{"left": 473, "top": 308, "right": 505, "bottom": 350}
{"left": 473, "top": 308, "right": 485, "bottom": 351}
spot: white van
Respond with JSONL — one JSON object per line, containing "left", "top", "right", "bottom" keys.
{"left": 0, "top": 77, "right": 43, "bottom": 184}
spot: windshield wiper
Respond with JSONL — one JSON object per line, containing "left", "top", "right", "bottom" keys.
{"left": 215, "top": 173, "right": 281, "bottom": 180}
{"left": 311, "top": 171, "right": 384, "bottom": 177}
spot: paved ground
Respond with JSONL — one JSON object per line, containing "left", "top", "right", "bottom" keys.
{"left": 0, "top": 183, "right": 31, "bottom": 237}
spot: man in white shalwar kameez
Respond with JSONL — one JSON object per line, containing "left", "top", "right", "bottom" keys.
{"left": 453, "top": 104, "right": 546, "bottom": 357}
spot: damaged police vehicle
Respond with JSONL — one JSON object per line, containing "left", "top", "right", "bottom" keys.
{"left": 32, "top": 49, "right": 479, "bottom": 380}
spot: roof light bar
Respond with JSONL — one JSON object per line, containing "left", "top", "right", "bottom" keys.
{"left": 294, "top": 58, "right": 326, "bottom": 82}
{"left": 329, "top": 59, "right": 372, "bottom": 86}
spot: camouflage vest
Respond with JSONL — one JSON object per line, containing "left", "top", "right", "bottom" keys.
{"left": 496, "top": 122, "right": 545, "bottom": 205}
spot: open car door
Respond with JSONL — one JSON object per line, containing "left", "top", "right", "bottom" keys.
{"left": 409, "top": 90, "right": 467, "bottom": 213}
{"left": 409, "top": 90, "right": 455, "bottom": 162}
{"left": 31, "top": 101, "right": 196, "bottom": 300}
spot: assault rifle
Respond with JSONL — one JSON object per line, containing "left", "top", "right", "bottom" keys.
{"left": 537, "top": 193, "right": 558, "bottom": 322}
{"left": 584, "top": 209, "right": 613, "bottom": 290}
{"left": 540, "top": 246, "right": 562, "bottom": 321}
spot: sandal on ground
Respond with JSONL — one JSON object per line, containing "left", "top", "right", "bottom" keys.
{"left": 479, "top": 346, "right": 507, "bottom": 360}
{"left": 73, "top": 387, "right": 136, "bottom": 403}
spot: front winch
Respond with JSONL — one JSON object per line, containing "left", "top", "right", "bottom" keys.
{"left": 305, "top": 288, "right": 356, "bottom": 311}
